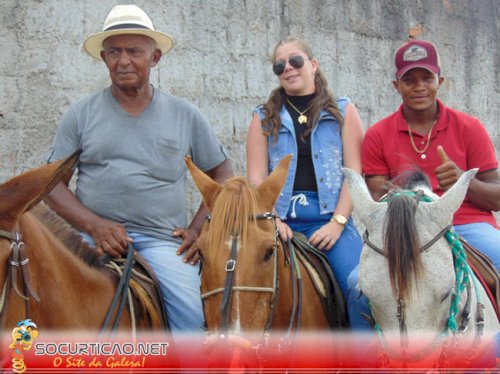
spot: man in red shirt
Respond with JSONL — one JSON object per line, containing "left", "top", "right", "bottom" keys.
{"left": 363, "top": 38, "right": 500, "bottom": 267}
{"left": 348, "top": 39, "right": 500, "bottom": 329}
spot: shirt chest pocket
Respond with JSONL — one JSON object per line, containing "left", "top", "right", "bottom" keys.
{"left": 149, "top": 137, "right": 183, "bottom": 182}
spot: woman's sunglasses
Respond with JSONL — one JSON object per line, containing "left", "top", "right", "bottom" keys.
{"left": 272, "top": 55, "right": 305, "bottom": 76}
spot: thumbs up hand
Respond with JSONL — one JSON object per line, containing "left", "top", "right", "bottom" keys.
{"left": 434, "top": 145, "right": 464, "bottom": 190}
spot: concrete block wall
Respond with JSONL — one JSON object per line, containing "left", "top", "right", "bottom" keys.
{"left": 0, "top": 0, "right": 498, "bottom": 221}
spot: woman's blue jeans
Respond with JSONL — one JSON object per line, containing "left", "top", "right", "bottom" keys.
{"left": 284, "top": 191, "right": 363, "bottom": 309}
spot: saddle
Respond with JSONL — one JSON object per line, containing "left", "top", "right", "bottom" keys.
{"left": 460, "top": 237, "right": 500, "bottom": 319}
{"left": 287, "top": 232, "right": 348, "bottom": 329}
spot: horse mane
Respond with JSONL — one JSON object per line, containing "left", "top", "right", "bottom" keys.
{"left": 384, "top": 190, "right": 424, "bottom": 303}
{"left": 207, "top": 176, "right": 258, "bottom": 264}
{"left": 30, "top": 203, "right": 104, "bottom": 268}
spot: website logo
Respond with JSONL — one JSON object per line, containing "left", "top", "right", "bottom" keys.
{"left": 9, "top": 319, "right": 39, "bottom": 374}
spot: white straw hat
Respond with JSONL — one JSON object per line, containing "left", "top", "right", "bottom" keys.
{"left": 83, "top": 4, "right": 174, "bottom": 59}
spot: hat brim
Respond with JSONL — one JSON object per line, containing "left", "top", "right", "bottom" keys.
{"left": 396, "top": 63, "right": 440, "bottom": 79}
{"left": 83, "top": 29, "right": 175, "bottom": 60}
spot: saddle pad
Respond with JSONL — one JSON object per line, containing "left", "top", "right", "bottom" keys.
{"left": 460, "top": 238, "right": 500, "bottom": 319}
{"left": 289, "top": 233, "right": 348, "bottom": 329}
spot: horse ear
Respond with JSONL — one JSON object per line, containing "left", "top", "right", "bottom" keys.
{"left": 341, "top": 168, "right": 379, "bottom": 225}
{"left": 423, "top": 168, "right": 478, "bottom": 226}
{"left": 25, "top": 150, "right": 82, "bottom": 212}
{"left": 256, "top": 155, "right": 292, "bottom": 211}
{"left": 185, "top": 157, "right": 222, "bottom": 211}
{"left": 0, "top": 149, "right": 81, "bottom": 226}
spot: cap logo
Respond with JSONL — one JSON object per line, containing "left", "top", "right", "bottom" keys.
{"left": 403, "top": 46, "right": 428, "bottom": 62}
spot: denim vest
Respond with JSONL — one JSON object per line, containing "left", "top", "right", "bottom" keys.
{"left": 256, "top": 97, "right": 349, "bottom": 219}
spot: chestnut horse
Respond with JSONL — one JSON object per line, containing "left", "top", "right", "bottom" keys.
{"left": 0, "top": 152, "right": 165, "bottom": 333}
{"left": 343, "top": 167, "right": 499, "bottom": 368}
{"left": 186, "top": 155, "right": 342, "bottom": 347}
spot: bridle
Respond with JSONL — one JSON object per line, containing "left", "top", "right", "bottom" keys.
{"left": 361, "top": 191, "right": 487, "bottom": 367}
{"left": 0, "top": 228, "right": 162, "bottom": 337}
{"left": 201, "top": 212, "right": 279, "bottom": 336}
{"left": 201, "top": 211, "right": 303, "bottom": 347}
{"left": 363, "top": 190, "right": 451, "bottom": 257}
{"left": 0, "top": 228, "right": 40, "bottom": 327}
{"left": 363, "top": 225, "right": 452, "bottom": 257}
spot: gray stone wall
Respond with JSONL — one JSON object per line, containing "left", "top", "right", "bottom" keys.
{"left": 0, "top": 0, "right": 498, "bottom": 220}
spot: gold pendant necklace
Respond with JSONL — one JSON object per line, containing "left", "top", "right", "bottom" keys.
{"left": 286, "top": 98, "right": 314, "bottom": 125}
{"left": 407, "top": 119, "right": 438, "bottom": 159}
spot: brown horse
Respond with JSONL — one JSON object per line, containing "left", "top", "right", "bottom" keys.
{"left": 0, "top": 152, "right": 165, "bottom": 333}
{"left": 186, "top": 155, "right": 337, "bottom": 343}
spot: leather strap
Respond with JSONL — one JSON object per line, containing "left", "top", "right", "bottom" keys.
{"left": 8, "top": 236, "right": 41, "bottom": 302}
{"left": 100, "top": 242, "right": 135, "bottom": 334}
{"left": 219, "top": 235, "right": 238, "bottom": 333}
{"left": 363, "top": 224, "right": 452, "bottom": 256}
{"left": 0, "top": 229, "right": 18, "bottom": 241}
{"left": 0, "top": 263, "right": 13, "bottom": 327}
{"left": 0, "top": 231, "right": 41, "bottom": 326}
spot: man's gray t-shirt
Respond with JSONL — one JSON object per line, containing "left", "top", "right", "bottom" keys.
{"left": 48, "top": 87, "right": 227, "bottom": 242}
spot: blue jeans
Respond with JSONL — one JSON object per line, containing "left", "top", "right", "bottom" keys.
{"left": 82, "top": 232, "right": 204, "bottom": 336}
{"left": 456, "top": 222, "right": 500, "bottom": 361}
{"left": 454, "top": 222, "right": 500, "bottom": 270}
{"left": 347, "top": 221, "right": 500, "bottom": 330}
{"left": 347, "top": 265, "right": 372, "bottom": 330}
{"left": 284, "top": 191, "right": 363, "bottom": 306}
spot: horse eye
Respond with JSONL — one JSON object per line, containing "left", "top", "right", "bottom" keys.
{"left": 263, "top": 247, "right": 276, "bottom": 262}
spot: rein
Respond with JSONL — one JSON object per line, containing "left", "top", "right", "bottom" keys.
{"left": 99, "top": 242, "right": 135, "bottom": 336}
{"left": 364, "top": 191, "right": 487, "bottom": 366}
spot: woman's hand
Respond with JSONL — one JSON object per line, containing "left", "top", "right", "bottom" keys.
{"left": 309, "top": 221, "right": 344, "bottom": 251}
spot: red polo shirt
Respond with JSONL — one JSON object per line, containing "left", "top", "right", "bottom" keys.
{"left": 362, "top": 99, "right": 498, "bottom": 227}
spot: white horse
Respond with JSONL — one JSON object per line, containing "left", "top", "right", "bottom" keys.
{"left": 343, "top": 168, "right": 499, "bottom": 368}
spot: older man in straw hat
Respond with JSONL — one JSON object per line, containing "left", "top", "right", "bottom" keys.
{"left": 46, "top": 4, "right": 233, "bottom": 334}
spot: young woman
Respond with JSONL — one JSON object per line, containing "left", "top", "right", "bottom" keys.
{"left": 246, "top": 37, "right": 365, "bottom": 326}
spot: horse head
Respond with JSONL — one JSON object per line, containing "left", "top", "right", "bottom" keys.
{"left": 186, "top": 155, "right": 292, "bottom": 335}
{"left": 342, "top": 168, "right": 500, "bottom": 363}
{"left": 0, "top": 151, "right": 80, "bottom": 328}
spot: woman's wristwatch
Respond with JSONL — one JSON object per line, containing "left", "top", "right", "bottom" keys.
{"left": 330, "top": 213, "right": 347, "bottom": 226}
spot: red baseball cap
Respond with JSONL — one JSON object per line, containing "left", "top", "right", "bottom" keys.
{"left": 394, "top": 39, "right": 441, "bottom": 79}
